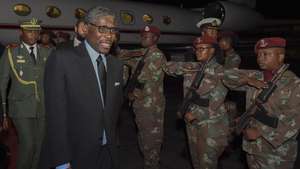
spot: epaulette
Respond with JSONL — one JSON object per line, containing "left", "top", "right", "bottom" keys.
{"left": 6, "top": 43, "right": 19, "bottom": 49}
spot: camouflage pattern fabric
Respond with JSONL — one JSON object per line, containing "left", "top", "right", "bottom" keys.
{"left": 123, "top": 47, "right": 166, "bottom": 169}
{"left": 163, "top": 59, "right": 229, "bottom": 169}
{"left": 224, "top": 50, "right": 241, "bottom": 69}
{"left": 224, "top": 69, "right": 300, "bottom": 169}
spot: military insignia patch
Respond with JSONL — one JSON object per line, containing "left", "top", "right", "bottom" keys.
{"left": 16, "top": 55, "right": 24, "bottom": 59}
{"left": 17, "top": 59, "right": 26, "bottom": 63}
{"left": 19, "top": 70, "right": 23, "bottom": 77}
{"left": 145, "top": 26, "right": 150, "bottom": 31}
{"left": 259, "top": 39, "right": 268, "bottom": 48}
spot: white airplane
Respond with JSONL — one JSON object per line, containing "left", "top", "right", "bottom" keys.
{"left": 0, "top": 0, "right": 264, "bottom": 45}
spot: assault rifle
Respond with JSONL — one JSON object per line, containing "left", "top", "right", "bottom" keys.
{"left": 235, "top": 64, "right": 289, "bottom": 134}
{"left": 124, "top": 49, "right": 149, "bottom": 98}
{"left": 177, "top": 59, "right": 213, "bottom": 118}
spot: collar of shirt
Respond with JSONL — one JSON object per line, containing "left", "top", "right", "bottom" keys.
{"left": 22, "top": 42, "right": 37, "bottom": 58}
{"left": 263, "top": 70, "right": 274, "bottom": 82}
{"left": 73, "top": 37, "right": 82, "bottom": 47}
{"left": 84, "top": 40, "right": 107, "bottom": 69}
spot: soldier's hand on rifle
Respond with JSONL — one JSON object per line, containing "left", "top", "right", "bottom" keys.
{"left": 128, "top": 92, "right": 135, "bottom": 101}
{"left": 133, "top": 89, "right": 144, "bottom": 99}
{"left": 244, "top": 76, "right": 267, "bottom": 89}
{"left": 184, "top": 112, "right": 197, "bottom": 123}
{"left": 239, "top": 75, "right": 267, "bottom": 89}
{"left": 243, "top": 128, "right": 261, "bottom": 140}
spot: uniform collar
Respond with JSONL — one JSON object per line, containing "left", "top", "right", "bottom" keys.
{"left": 21, "top": 42, "right": 38, "bottom": 57}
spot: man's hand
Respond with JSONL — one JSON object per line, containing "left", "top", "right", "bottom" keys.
{"left": 247, "top": 77, "right": 267, "bottom": 89}
{"left": 2, "top": 115, "right": 9, "bottom": 130}
{"left": 184, "top": 112, "right": 197, "bottom": 123}
{"left": 132, "top": 89, "right": 144, "bottom": 100}
{"left": 128, "top": 92, "right": 135, "bottom": 101}
{"left": 243, "top": 128, "right": 261, "bottom": 141}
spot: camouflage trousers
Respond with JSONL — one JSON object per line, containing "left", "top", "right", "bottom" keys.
{"left": 134, "top": 107, "right": 164, "bottom": 169}
{"left": 186, "top": 122, "right": 228, "bottom": 169}
{"left": 246, "top": 152, "right": 297, "bottom": 169}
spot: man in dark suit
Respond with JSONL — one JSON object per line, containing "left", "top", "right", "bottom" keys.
{"left": 41, "top": 6, "right": 123, "bottom": 169}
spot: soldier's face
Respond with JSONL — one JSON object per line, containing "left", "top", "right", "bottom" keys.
{"left": 141, "top": 32, "right": 157, "bottom": 48}
{"left": 40, "top": 34, "right": 50, "bottom": 45}
{"left": 218, "top": 38, "right": 231, "bottom": 51}
{"left": 21, "top": 30, "right": 40, "bottom": 45}
{"left": 202, "top": 27, "right": 218, "bottom": 40}
{"left": 86, "top": 15, "right": 116, "bottom": 54}
{"left": 256, "top": 48, "right": 284, "bottom": 70}
{"left": 195, "top": 44, "right": 215, "bottom": 61}
{"left": 75, "top": 21, "right": 87, "bottom": 41}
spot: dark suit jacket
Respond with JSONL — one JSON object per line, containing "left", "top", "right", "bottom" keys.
{"left": 41, "top": 43, "right": 123, "bottom": 169}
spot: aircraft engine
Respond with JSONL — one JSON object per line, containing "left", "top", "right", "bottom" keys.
{"left": 202, "top": 1, "right": 264, "bottom": 31}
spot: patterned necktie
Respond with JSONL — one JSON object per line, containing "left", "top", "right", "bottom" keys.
{"left": 29, "top": 46, "right": 36, "bottom": 65}
{"left": 96, "top": 55, "right": 107, "bottom": 106}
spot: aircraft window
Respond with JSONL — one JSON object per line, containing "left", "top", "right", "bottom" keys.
{"left": 75, "top": 8, "right": 87, "bottom": 19}
{"left": 120, "top": 11, "right": 135, "bottom": 25}
{"left": 46, "top": 6, "right": 61, "bottom": 18}
{"left": 143, "top": 14, "right": 153, "bottom": 24}
{"left": 13, "top": 3, "right": 31, "bottom": 16}
{"left": 163, "top": 16, "right": 171, "bottom": 25}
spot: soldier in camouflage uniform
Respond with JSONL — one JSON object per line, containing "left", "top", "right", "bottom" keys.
{"left": 218, "top": 31, "right": 241, "bottom": 69}
{"left": 122, "top": 25, "right": 166, "bottom": 169}
{"left": 223, "top": 37, "right": 300, "bottom": 169}
{"left": 0, "top": 18, "right": 51, "bottom": 169}
{"left": 163, "top": 36, "right": 229, "bottom": 169}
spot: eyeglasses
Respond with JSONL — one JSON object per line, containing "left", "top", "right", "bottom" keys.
{"left": 89, "top": 23, "right": 119, "bottom": 34}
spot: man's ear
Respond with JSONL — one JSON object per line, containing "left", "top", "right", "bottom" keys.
{"left": 209, "top": 47, "right": 215, "bottom": 54}
{"left": 74, "top": 25, "right": 78, "bottom": 33}
{"left": 277, "top": 48, "right": 285, "bottom": 63}
{"left": 278, "top": 53, "right": 285, "bottom": 63}
{"left": 82, "top": 24, "right": 88, "bottom": 34}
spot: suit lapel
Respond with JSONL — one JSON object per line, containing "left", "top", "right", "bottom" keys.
{"left": 106, "top": 55, "right": 114, "bottom": 104}
{"left": 105, "top": 55, "right": 115, "bottom": 124}
{"left": 75, "top": 44, "right": 104, "bottom": 110}
{"left": 36, "top": 46, "right": 44, "bottom": 65}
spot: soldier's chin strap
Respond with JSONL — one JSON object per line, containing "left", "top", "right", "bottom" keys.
{"left": 7, "top": 47, "right": 40, "bottom": 101}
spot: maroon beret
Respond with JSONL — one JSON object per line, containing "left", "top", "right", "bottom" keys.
{"left": 140, "top": 25, "right": 160, "bottom": 37}
{"left": 193, "top": 36, "right": 217, "bottom": 47}
{"left": 255, "top": 37, "right": 286, "bottom": 53}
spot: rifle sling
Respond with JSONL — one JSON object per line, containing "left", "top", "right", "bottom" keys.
{"left": 125, "top": 49, "right": 150, "bottom": 94}
{"left": 190, "top": 94, "right": 209, "bottom": 107}
{"left": 253, "top": 105, "right": 279, "bottom": 128}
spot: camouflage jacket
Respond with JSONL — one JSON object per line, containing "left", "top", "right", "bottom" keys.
{"left": 224, "top": 69, "right": 300, "bottom": 156}
{"left": 164, "top": 59, "right": 228, "bottom": 128}
{"left": 224, "top": 50, "right": 241, "bottom": 69}
{"left": 123, "top": 47, "right": 166, "bottom": 111}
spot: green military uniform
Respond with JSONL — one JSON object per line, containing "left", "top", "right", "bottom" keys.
{"left": 224, "top": 49, "right": 241, "bottom": 69}
{"left": 0, "top": 18, "right": 51, "bottom": 169}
